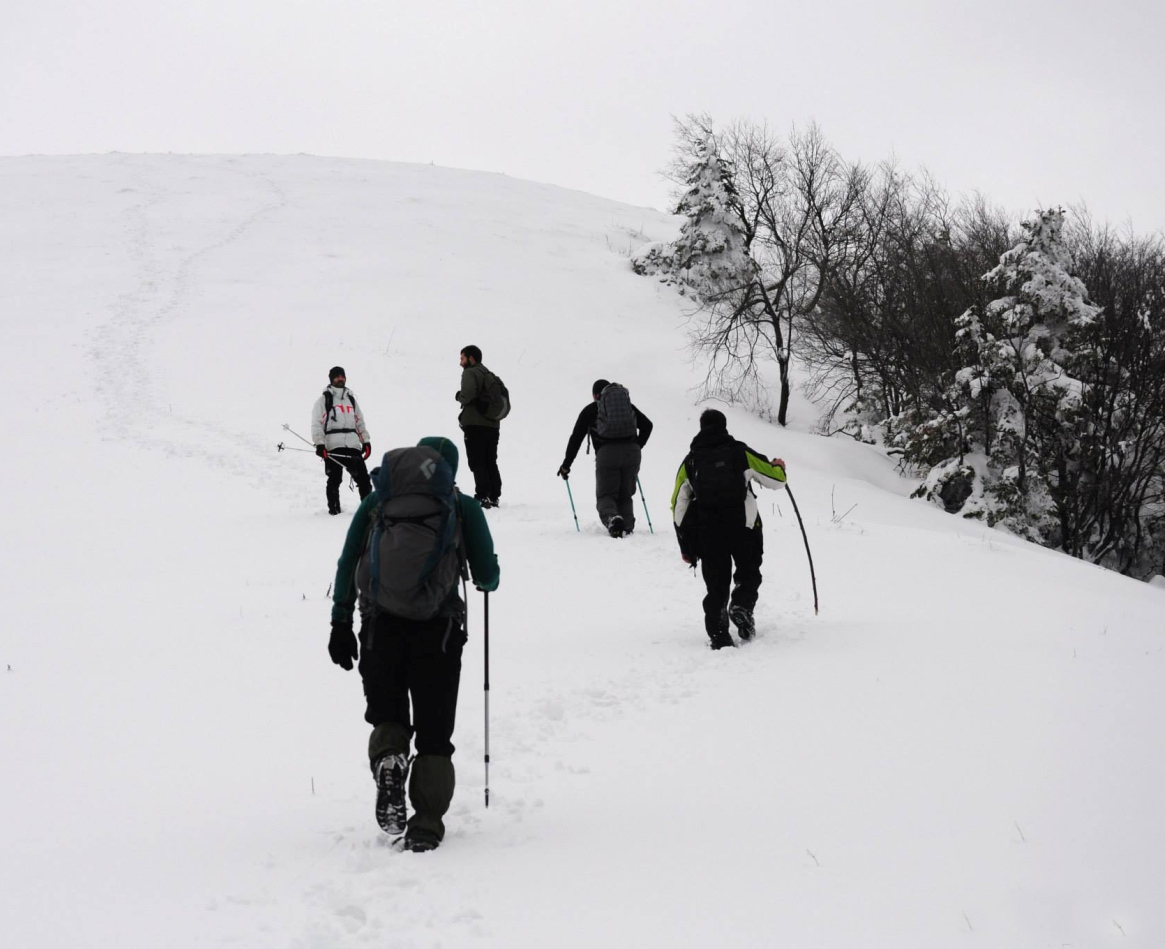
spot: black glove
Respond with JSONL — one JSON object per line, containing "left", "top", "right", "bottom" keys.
{"left": 315, "top": 444, "right": 327, "bottom": 459}
{"left": 328, "top": 620, "right": 358, "bottom": 670}
{"left": 362, "top": 441, "right": 372, "bottom": 460}
{"left": 557, "top": 464, "right": 570, "bottom": 479}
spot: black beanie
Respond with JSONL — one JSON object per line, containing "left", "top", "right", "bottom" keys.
{"left": 592, "top": 378, "right": 610, "bottom": 398}
{"left": 329, "top": 366, "right": 346, "bottom": 382}
{"left": 699, "top": 409, "right": 728, "bottom": 432}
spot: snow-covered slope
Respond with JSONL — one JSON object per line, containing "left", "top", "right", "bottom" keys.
{"left": 2, "top": 155, "right": 1163, "bottom": 948}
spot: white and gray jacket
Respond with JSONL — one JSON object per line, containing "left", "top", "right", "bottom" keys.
{"left": 310, "top": 386, "right": 370, "bottom": 453}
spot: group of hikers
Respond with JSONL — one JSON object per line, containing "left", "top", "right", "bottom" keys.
{"left": 315, "top": 346, "right": 789, "bottom": 852}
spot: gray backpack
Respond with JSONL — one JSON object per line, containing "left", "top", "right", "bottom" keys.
{"left": 355, "top": 446, "right": 465, "bottom": 620}
{"left": 594, "top": 383, "right": 636, "bottom": 439}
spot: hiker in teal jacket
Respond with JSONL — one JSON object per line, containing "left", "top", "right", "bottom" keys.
{"left": 329, "top": 435, "right": 500, "bottom": 852}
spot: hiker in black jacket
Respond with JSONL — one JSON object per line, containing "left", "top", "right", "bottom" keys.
{"left": 557, "top": 379, "right": 653, "bottom": 538}
{"left": 329, "top": 436, "right": 500, "bottom": 852}
{"left": 670, "top": 409, "right": 787, "bottom": 649}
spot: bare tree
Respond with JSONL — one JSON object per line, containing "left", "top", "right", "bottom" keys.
{"left": 681, "top": 119, "right": 864, "bottom": 425}
{"left": 802, "top": 169, "right": 1013, "bottom": 443}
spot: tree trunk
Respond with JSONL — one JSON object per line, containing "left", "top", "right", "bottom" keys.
{"left": 777, "top": 353, "right": 791, "bottom": 426}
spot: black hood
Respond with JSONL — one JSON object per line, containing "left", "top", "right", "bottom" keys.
{"left": 689, "top": 428, "right": 735, "bottom": 451}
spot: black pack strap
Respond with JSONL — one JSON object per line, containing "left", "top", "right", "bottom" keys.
{"left": 324, "top": 387, "right": 357, "bottom": 430}
{"left": 323, "top": 389, "right": 335, "bottom": 433}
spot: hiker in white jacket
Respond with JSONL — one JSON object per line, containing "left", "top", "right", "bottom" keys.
{"left": 311, "top": 366, "right": 373, "bottom": 515}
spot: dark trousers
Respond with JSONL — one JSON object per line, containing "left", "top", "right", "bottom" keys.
{"left": 324, "top": 447, "right": 372, "bottom": 512}
{"left": 359, "top": 611, "right": 466, "bottom": 839}
{"left": 698, "top": 512, "right": 764, "bottom": 638}
{"left": 595, "top": 441, "right": 641, "bottom": 530}
{"left": 462, "top": 425, "right": 501, "bottom": 501}
{"left": 358, "top": 612, "right": 467, "bottom": 757}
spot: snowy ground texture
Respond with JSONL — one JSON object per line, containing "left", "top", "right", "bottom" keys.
{"left": 2, "top": 154, "right": 1164, "bottom": 949}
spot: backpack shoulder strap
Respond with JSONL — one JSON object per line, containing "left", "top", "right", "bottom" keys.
{"left": 322, "top": 389, "right": 334, "bottom": 433}
{"left": 452, "top": 487, "right": 468, "bottom": 566}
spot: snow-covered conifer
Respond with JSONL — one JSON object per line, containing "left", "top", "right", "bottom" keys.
{"left": 915, "top": 209, "right": 1101, "bottom": 542}
{"left": 632, "top": 136, "right": 754, "bottom": 298}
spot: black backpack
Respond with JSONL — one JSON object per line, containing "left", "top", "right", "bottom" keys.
{"left": 477, "top": 370, "right": 511, "bottom": 421}
{"left": 323, "top": 388, "right": 360, "bottom": 435}
{"left": 687, "top": 439, "right": 746, "bottom": 507}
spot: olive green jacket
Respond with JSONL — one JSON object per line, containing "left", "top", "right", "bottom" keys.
{"left": 456, "top": 363, "right": 500, "bottom": 429}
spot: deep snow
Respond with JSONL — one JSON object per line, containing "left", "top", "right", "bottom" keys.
{"left": 1, "top": 154, "right": 1163, "bottom": 948}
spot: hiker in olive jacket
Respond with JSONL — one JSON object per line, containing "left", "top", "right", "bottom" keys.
{"left": 557, "top": 379, "right": 653, "bottom": 537}
{"left": 328, "top": 435, "right": 500, "bottom": 852}
{"left": 670, "top": 409, "right": 786, "bottom": 649}
{"left": 455, "top": 345, "right": 502, "bottom": 507}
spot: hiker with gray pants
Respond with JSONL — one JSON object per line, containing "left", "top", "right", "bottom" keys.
{"left": 557, "top": 379, "right": 653, "bottom": 538}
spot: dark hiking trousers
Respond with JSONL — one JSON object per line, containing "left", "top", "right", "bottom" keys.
{"left": 697, "top": 509, "right": 764, "bottom": 641}
{"left": 359, "top": 611, "right": 467, "bottom": 840}
{"left": 462, "top": 425, "right": 502, "bottom": 502}
{"left": 595, "top": 441, "right": 641, "bottom": 531}
{"left": 324, "top": 447, "right": 372, "bottom": 512}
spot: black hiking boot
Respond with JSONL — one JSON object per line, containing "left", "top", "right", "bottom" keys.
{"left": 709, "top": 629, "right": 736, "bottom": 650}
{"left": 401, "top": 827, "right": 441, "bottom": 853}
{"left": 372, "top": 753, "right": 410, "bottom": 836}
{"left": 729, "top": 606, "right": 756, "bottom": 641}
{"left": 608, "top": 515, "right": 625, "bottom": 538}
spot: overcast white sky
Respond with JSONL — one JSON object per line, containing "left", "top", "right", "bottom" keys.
{"left": 3, "top": 0, "right": 1162, "bottom": 231}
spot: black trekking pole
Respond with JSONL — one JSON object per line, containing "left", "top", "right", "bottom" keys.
{"left": 785, "top": 484, "right": 819, "bottom": 615}
{"left": 564, "top": 478, "right": 580, "bottom": 532}
{"left": 483, "top": 590, "right": 491, "bottom": 808}
{"left": 636, "top": 477, "right": 655, "bottom": 534}
{"left": 276, "top": 441, "right": 314, "bottom": 453}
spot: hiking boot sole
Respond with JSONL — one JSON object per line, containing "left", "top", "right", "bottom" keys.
{"left": 730, "top": 608, "right": 756, "bottom": 641}
{"left": 374, "top": 754, "right": 410, "bottom": 836}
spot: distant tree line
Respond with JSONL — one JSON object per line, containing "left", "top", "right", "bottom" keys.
{"left": 633, "top": 115, "right": 1165, "bottom": 580}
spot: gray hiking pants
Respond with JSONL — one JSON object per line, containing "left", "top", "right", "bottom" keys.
{"left": 595, "top": 441, "right": 641, "bottom": 531}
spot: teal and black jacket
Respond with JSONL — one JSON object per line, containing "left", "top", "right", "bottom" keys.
{"left": 331, "top": 436, "right": 500, "bottom": 624}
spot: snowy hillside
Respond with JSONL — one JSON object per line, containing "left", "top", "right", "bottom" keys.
{"left": 2, "top": 154, "right": 1163, "bottom": 948}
